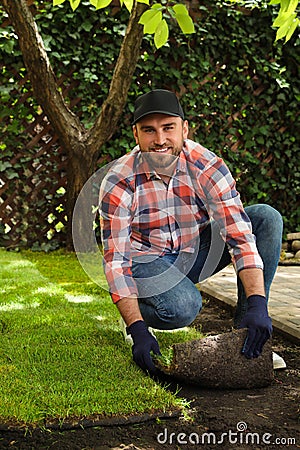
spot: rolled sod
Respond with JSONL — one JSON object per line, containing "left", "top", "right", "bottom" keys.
{"left": 156, "top": 329, "right": 274, "bottom": 389}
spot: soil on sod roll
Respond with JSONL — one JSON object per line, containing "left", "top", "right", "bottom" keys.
{"left": 156, "top": 328, "right": 274, "bottom": 389}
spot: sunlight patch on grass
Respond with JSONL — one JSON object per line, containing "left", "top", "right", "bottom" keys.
{"left": 94, "top": 315, "right": 105, "bottom": 322}
{"left": 0, "top": 301, "right": 40, "bottom": 311}
{"left": 65, "top": 293, "right": 96, "bottom": 303}
{"left": 6, "top": 260, "right": 34, "bottom": 270}
{"left": 34, "top": 285, "right": 63, "bottom": 296}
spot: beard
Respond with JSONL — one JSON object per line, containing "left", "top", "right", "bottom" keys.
{"left": 140, "top": 139, "right": 184, "bottom": 174}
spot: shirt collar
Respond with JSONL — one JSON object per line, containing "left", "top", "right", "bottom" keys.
{"left": 177, "top": 148, "right": 188, "bottom": 173}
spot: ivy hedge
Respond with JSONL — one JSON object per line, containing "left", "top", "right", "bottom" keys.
{"left": 0, "top": 0, "right": 299, "bottom": 247}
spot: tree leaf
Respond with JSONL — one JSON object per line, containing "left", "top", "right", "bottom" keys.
{"left": 280, "top": 0, "right": 290, "bottom": 11}
{"left": 285, "top": 17, "right": 299, "bottom": 41}
{"left": 172, "top": 4, "right": 189, "bottom": 16}
{"left": 70, "top": 0, "right": 81, "bottom": 11}
{"left": 53, "top": 0, "right": 66, "bottom": 6}
{"left": 272, "top": 11, "right": 290, "bottom": 26}
{"left": 139, "top": 8, "right": 159, "bottom": 25}
{"left": 123, "top": 0, "right": 133, "bottom": 12}
{"left": 151, "top": 3, "right": 163, "bottom": 9}
{"left": 137, "top": 0, "right": 150, "bottom": 4}
{"left": 154, "top": 19, "right": 169, "bottom": 48}
{"left": 145, "top": 11, "right": 162, "bottom": 34}
{"left": 90, "top": 0, "right": 113, "bottom": 10}
{"left": 175, "top": 13, "right": 195, "bottom": 34}
{"left": 275, "top": 14, "right": 295, "bottom": 39}
{"left": 139, "top": 9, "right": 162, "bottom": 34}
{"left": 287, "top": 0, "right": 299, "bottom": 14}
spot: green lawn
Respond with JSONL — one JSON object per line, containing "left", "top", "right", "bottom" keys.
{"left": 0, "top": 248, "right": 201, "bottom": 427}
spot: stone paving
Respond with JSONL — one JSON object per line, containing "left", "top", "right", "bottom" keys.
{"left": 198, "top": 265, "right": 300, "bottom": 343}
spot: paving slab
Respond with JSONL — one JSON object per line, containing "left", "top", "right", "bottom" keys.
{"left": 198, "top": 265, "right": 300, "bottom": 343}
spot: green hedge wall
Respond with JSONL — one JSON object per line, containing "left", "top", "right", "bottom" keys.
{"left": 1, "top": 0, "right": 299, "bottom": 240}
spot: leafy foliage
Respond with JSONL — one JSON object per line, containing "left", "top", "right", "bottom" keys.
{"left": 271, "top": 0, "right": 300, "bottom": 43}
{"left": 54, "top": 0, "right": 195, "bottom": 48}
{"left": 230, "top": 0, "right": 300, "bottom": 42}
{"left": 138, "top": 2, "right": 194, "bottom": 48}
{"left": 0, "top": 0, "right": 299, "bottom": 249}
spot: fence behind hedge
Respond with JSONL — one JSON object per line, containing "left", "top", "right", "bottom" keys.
{"left": 0, "top": 67, "right": 81, "bottom": 249}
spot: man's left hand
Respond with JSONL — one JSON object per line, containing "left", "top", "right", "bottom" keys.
{"left": 239, "top": 295, "right": 272, "bottom": 358}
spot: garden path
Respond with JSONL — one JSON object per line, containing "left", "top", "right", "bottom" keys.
{"left": 198, "top": 264, "right": 300, "bottom": 343}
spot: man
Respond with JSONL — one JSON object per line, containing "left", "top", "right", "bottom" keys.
{"left": 100, "top": 89, "right": 283, "bottom": 375}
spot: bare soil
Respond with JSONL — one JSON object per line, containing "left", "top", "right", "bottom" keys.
{"left": 1, "top": 299, "right": 299, "bottom": 450}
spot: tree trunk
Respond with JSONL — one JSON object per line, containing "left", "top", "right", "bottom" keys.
{"left": 64, "top": 144, "right": 97, "bottom": 250}
{"left": 156, "top": 329, "right": 274, "bottom": 389}
{"left": 1, "top": 0, "right": 147, "bottom": 248}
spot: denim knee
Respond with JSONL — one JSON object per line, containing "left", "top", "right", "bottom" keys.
{"left": 162, "top": 289, "right": 202, "bottom": 328}
{"left": 245, "top": 204, "right": 283, "bottom": 238}
{"left": 261, "top": 204, "right": 282, "bottom": 228}
{"left": 139, "top": 285, "right": 202, "bottom": 330}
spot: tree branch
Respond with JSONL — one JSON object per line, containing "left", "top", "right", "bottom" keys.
{"left": 87, "top": 0, "right": 147, "bottom": 150}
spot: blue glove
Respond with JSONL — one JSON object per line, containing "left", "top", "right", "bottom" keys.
{"left": 239, "top": 295, "right": 272, "bottom": 359}
{"left": 127, "top": 320, "right": 161, "bottom": 375}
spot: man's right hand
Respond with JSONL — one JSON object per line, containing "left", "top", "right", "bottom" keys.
{"left": 127, "top": 320, "right": 161, "bottom": 375}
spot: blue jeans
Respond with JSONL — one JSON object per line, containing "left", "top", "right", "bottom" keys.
{"left": 131, "top": 204, "right": 283, "bottom": 330}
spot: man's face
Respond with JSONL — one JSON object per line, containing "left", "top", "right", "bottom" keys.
{"left": 133, "top": 113, "right": 189, "bottom": 158}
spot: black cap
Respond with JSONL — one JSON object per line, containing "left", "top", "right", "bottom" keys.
{"left": 132, "top": 89, "right": 184, "bottom": 125}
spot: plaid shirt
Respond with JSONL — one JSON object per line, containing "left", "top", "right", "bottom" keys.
{"left": 100, "top": 139, "right": 263, "bottom": 303}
